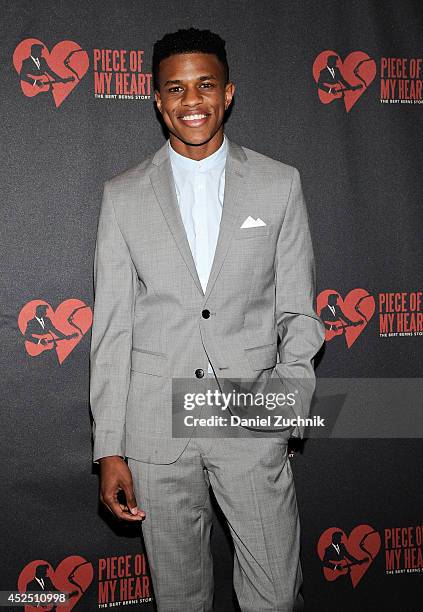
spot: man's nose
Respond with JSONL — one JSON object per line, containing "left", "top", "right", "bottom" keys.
{"left": 181, "top": 86, "right": 202, "bottom": 106}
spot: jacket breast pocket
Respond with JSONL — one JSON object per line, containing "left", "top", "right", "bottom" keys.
{"left": 234, "top": 224, "right": 274, "bottom": 239}
{"left": 244, "top": 341, "right": 278, "bottom": 371}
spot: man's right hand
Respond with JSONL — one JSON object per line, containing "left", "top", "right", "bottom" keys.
{"left": 99, "top": 456, "right": 145, "bottom": 522}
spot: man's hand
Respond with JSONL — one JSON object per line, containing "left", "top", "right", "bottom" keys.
{"left": 99, "top": 456, "right": 145, "bottom": 522}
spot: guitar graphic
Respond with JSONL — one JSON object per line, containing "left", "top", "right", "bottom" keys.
{"left": 20, "top": 73, "right": 75, "bottom": 98}
{"left": 323, "top": 556, "right": 369, "bottom": 582}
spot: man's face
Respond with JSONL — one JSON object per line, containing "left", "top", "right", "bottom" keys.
{"left": 155, "top": 52, "right": 235, "bottom": 151}
{"left": 32, "top": 45, "right": 43, "bottom": 59}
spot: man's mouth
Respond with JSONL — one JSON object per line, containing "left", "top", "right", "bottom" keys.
{"left": 178, "top": 113, "right": 209, "bottom": 125}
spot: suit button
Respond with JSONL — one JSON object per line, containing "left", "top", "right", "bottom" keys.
{"left": 195, "top": 368, "right": 204, "bottom": 378}
{"left": 202, "top": 309, "right": 210, "bottom": 319}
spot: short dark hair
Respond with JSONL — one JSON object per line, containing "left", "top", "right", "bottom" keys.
{"left": 152, "top": 27, "right": 229, "bottom": 90}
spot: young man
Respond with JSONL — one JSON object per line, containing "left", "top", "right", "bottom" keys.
{"left": 90, "top": 28, "right": 325, "bottom": 612}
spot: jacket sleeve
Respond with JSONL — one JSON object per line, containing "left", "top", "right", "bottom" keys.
{"left": 90, "top": 182, "right": 138, "bottom": 463}
{"left": 273, "top": 167, "right": 325, "bottom": 438}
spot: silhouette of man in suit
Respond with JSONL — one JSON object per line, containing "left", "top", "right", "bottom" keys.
{"left": 24, "top": 304, "right": 77, "bottom": 346}
{"left": 322, "top": 531, "right": 368, "bottom": 573}
{"left": 320, "top": 293, "right": 362, "bottom": 332}
{"left": 26, "top": 564, "right": 57, "bottom": 592}
{"left": 25, "top": 564, "right": 60, "bottom": 610}
{"left": 317, "top": 54, "right": 362, "bottom": 96}
{"left": 19, "top": 44, "right": 66, "bottom": 89}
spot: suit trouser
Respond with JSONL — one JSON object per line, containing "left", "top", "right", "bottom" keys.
{"left": 128, "top": 431, "right": 304, "bottom": 612}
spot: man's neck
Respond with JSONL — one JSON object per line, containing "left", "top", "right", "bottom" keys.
{"left": 168, "top": 130, "right": 225, "bottom": 161}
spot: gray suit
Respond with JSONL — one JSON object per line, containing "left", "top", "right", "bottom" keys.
{"left": 90, "top": 138, "right": 325, "bottom": 611}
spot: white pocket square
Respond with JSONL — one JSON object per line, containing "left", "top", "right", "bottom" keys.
{"left": 240, "top": 216, "right": 267, "bottom": 228}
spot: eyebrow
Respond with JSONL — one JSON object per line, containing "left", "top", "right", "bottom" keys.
{"left": 163, "top": 74, "right": 218, "bottom": 86}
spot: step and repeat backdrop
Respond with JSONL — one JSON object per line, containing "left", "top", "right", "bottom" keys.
{"left": 1, "top": 1, "right": 422, "bottom": 610}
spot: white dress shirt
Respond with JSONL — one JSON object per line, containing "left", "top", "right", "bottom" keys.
{"left": 169, "top": 135, "right": 228, "bottom": 374}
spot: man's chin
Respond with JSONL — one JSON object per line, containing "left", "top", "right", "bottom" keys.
{"left": 170, "top": 129, "right": 220, "bottom": 148}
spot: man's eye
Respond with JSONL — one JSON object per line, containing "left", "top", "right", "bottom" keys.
{"left": 200, "top": 82, "right": 214, "bottom": 88}
{"left": 168, "top": 86, "right": 183, "bottom": 93}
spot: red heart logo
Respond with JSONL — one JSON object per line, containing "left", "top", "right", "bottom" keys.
{"left": 18, "top": 556, "right": 93, "bottom": 611}
{"left": 13, "top": 38, "right": 89, "bottom": 108}
{"left": 19, "top": 299, "right": 93, "bottom": 364}
{"left": 317, "top": 288, "right": 375, "bottom": 348}
{"left": 317, "top": 525, "right": 381, "bottom": 587}
{"left": 313, "top": 50, "right": 376, "bottom": 112}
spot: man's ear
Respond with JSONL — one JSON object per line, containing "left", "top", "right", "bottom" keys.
{"left": 224, "top": 81, "right": 235, "bottom": 110}
{"left": 155, "top": 90, "right": 162, "bottom": 114}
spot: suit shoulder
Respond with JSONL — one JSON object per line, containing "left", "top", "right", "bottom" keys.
{"left": 104, "top": 150, "right": 156, "bottom": 192}
{"left": 240, "top": 144, "right": 298, "bottom": 181}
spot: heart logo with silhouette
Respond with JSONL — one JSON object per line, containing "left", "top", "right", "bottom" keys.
{"left": 13, "top": 38, "right": 89, "bottom": 107}
{"left": 313, "top": 50, "right": 376, "bottom": 112}
{"left": 19, "top": 299, "right": 93, "bottom": 364}
{"left": 317, "top": 288, "right": 375, "bottom": 348}
{"left": 18, "top": 556, "right": 93, "bottom": 611}
{"left": 317, "top": 525, "right": 381, "bottom": 587}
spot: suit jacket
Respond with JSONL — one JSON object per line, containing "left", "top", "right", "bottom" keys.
{"left": 20, "top": 57, "right": 52, "bottom": 84}
{"left": 24, "top": 316, "right": 67, "bottom": 343}
{"left": 317, "top": 66, "right": 349, "bottom": 92}
{"left": 89, "top": 138, "right": 325, "bottom": 464}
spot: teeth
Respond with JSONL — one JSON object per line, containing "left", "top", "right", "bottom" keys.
{"left": 181, "top": 114, "right": 207, "bottom": 120}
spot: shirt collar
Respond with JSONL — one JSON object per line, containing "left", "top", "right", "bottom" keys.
{"left": 168, "top": 135, "right": 227, "bottom": 173}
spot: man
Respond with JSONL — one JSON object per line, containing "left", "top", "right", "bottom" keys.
{"left": 19, "top": 43, "right": 66, "bottom": 89}
{"left": 322, "top": 531, "right": 369, "bottom": 577}
{"left": 317, "top": 54, "right": 362, "bottom": 97}
{"left": 90, "top": 27, "right": 325, "bottom": 612}
{"left": 25, "top": 564, "right": 58, "bottom": 593}
{"left": 24, "top": 304, "right": 77, "bottom": 346}
{"left": 320, "top": 293, "right": 363, "bottom": 333}
{"left": 25, "top": 563, "right": 79, "bottom": 609}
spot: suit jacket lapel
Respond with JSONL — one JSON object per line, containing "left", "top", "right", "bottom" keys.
{"left": 203, "top": 138, "right": 247, "bottom": 302}
{"left": 149, "top": 137, "right": 248, "bottom": 301}
{"left": 150, "top": 141, "right": 204, "bottom": 295}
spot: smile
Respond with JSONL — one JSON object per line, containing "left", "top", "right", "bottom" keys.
{"left": 179, "top": 114, "right": 209, "bottom": 121}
